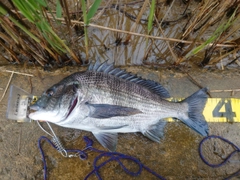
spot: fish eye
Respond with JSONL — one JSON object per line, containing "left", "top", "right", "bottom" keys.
{"left": 46, "top": 89, "right": 54, "bottom": 97}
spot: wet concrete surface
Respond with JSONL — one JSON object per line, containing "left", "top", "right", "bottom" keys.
{"left": 0, "top": 65, "right": 240, "bottom": 180}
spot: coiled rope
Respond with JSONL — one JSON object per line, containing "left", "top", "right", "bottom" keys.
{"left": 199, "top": 135, "right": 240, "bottom": 180}
{"left": 38, "top": 135, "right": 240, "bottom": 179}
{"left": 38, "top": 136, "right": 166, "bottom": 180}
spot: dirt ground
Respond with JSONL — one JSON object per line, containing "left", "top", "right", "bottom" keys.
{"left": 0, "top": 64, "right": 240, "bottom": 180}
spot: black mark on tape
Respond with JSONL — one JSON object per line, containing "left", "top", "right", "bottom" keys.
{"left": 212, "top": 99, "right": 236, "bottom": 122}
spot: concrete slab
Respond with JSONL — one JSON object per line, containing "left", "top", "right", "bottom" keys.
{"left": 0, "top": 65, "right": 240, "bottom": 179}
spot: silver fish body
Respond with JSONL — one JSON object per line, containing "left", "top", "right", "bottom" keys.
{"left": 29, "top": 61, "right": 209, "bottom": 151}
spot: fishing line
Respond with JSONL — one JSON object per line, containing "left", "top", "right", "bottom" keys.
{"left": 37, "top": 121, "right": 53, "bottom": 137}
{"left": 38, "top": 134, "right": 166, "bottom": 180}
{"left": 37, "top": 121, "right": 68, "bottom": 157}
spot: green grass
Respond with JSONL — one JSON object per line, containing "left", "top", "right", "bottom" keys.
{"left": 81, "top": 0, "right": 102, "bottom": 60}
{"left": 148, "top": 0, "right": 155, "bottom": 34}
{"left": 185, "top": 6, "right": 238, "bottom": 59}
{"left": 1, "top": 0, "right": 80, "bottom": 64}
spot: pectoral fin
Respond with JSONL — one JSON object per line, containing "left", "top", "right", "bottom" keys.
{"left": 86, "top": 103, "right": 142, "bottom": 119}
{"left": 92, "top": 132, "right": 118, "bottom": 151}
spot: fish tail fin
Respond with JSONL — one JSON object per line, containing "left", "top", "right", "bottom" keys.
{"left": 180, "top": 87, "right": 209, "bottom": 136}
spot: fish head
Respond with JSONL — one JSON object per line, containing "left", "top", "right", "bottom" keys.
{"left": 29, "top": 81, "right": 83, "bottom": 122}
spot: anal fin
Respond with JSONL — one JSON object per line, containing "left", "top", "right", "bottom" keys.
{"left": 143, "top": 120, "right": 166, "bottom": 142}
{"left": 92, "top": 132, "right": 118, "bottom": 151}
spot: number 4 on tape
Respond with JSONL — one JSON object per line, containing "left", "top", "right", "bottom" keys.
{"left": 203, "top": 98, "right": 240, "bottom": 122}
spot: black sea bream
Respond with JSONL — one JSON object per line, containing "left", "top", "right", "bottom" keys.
{"left": 29, "top": 61, "right": 209, "bottom": 151}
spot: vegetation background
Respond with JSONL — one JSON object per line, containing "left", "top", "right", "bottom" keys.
{"left": 0, "top": 0, "right": 239, "bottom": 70}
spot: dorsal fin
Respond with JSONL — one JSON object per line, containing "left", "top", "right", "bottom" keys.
{"left": 88, "top": 61, "right": 170, "bottom": 98}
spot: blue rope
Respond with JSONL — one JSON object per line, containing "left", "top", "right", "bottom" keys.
{"left": 38, "top": 134, "right": 240, "bottom": 179}
{"left": 199, "top": 135, "right": 240, "bottom": 180}
{"left": 38, "top": 136, "right": 166, "bottom": 180}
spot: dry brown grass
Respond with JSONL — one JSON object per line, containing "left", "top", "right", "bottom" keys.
{"left": 0, "top": 0, "right": 239, "bottom": 69}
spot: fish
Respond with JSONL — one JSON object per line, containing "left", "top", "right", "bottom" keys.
{"left": 29, "top": 61, "right": 209, "bottom": 151}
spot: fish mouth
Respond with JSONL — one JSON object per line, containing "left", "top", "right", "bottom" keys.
{"left": 66, "top": 97, "right": 78, "bottom": 118}
{"left": 30, "top": 104, "right": 40, "bottom": 111}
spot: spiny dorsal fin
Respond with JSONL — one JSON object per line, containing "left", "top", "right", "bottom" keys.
{"left": 88, "top": 61, "right": 170, "bottom": 98}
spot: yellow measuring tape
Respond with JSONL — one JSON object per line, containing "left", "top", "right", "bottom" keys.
{"left": 166, "top": 98, "right": 240, "bottom": 122}
{"left": 203, "top": 98, "right": 240, "bottom": 122}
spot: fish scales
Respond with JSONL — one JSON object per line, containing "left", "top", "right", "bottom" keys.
{"left": 76, "top": 71, "right": 165, "bottom": 102}
{"left": 78, "top": 72, "right": 171, "bottom": 108}
{"left": 76, "top": 72, "right": 175, "bottom": 117}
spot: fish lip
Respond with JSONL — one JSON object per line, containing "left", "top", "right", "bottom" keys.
{"left": 30, "top": 104, "right": 40, "bottom": 111}
{"left": 66, "top": 96, "right": 78, "bottom": 118}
